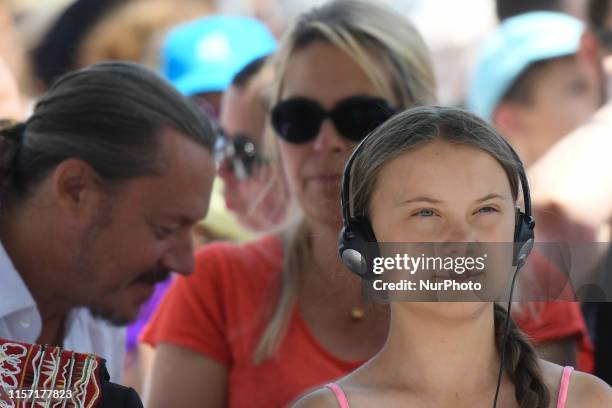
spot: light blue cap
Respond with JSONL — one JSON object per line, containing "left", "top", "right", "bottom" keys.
{"left": 162, "top": 15, "right": 277, "bottom": 96}
{"left": 467, "top": 11, "right": 584, "bottom": 122}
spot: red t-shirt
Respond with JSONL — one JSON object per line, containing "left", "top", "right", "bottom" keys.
{"left": 141, "top": 236, "right": 594, "bottom": 407}
{"left": 141, "top": 236, "right": 363, "bottom": 407}
{"left": 513, "top": 250, "right": 594, "bottom": 373}
{"left": 515, "top": 301, "right": 594, "bottom": 373}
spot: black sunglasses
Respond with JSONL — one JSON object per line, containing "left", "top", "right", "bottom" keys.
{"left": 215, "top": 130, "right": 267, "bottom": 180}
{"left": 270, "top": 96, "right": 396, "bottom": 144}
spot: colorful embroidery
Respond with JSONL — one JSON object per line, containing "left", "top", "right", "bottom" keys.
{"left": 0, "top": 342, "right": 27, "bottom": 389}
{"left": 0, "top": 338, "right": 104, "bottom": 408}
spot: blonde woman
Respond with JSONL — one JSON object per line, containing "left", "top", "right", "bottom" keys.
{"left": 294, "top": 106, "right": 612, "bottom": 407}
{"left": 142, "top": 1, "right": 435, "bottom": 407}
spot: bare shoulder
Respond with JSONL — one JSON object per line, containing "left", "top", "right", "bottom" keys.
{"left": 291, "top": 387, "right": 340, "bottom": 408}
{"left": 565, "top": 369, "right": 612, "bottom": 407}
{"left": 539, "top": 360, "right": 612, "bottom": 407}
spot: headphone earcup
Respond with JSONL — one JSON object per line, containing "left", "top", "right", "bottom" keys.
{"left": 513, "top": 210, "right": 535, "bottom": 268}
{"left": 338, "top": 216, "right": 379, "bottom": 280}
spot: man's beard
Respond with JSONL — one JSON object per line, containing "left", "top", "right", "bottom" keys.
{"left": 89, "top": 267, "right": 171, "bottom": 326}
{"left": 72, "top": 203, "right": 171, "bottom": 327}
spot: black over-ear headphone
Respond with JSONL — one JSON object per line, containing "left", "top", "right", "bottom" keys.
{"left": 338, "top": 132, "right": 535, "bottom": 281}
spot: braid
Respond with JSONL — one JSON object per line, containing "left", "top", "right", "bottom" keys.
{"left": 494, "top": 304, "right": 550, "bottom": 408}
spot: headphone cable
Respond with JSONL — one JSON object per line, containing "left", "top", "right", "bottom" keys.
{"left": 492, "top": 264, "right": 520, "bottom": 408}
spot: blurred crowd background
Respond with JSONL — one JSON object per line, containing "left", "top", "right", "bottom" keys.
{"left": 3, "top": 0, "right": 607, "bottom": 116}
{"left": 0, "top": 0, "right": 501, "bottom": 114}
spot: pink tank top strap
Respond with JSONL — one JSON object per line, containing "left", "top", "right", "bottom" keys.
{"left": 325, "top": 382, "right": 350, "bottom": 408}
{"left": 556, "top": 366, "right": 574, "bottom": 408}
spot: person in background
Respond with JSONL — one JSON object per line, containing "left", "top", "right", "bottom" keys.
{"left": 217, "top": 55, "right": 289, "bottom": 231}
{"left": 467, "top": 11, "right": 606, "bottom": 373}
{"left": 0, "top": 61, "right": 216, "bottom": 383}
{"left": 161, "top": 15, "right": 278, "bottom": 240}
{"left": 75, "top": 0, "right": 214, "bottom": 70}
{"left": 30, "top": 0, "right": 123, "bottom": 91}
{"left": 468, "top": 11, "right": 604, "bottom": 167}
{"left": 29, "top": 0, "right": 213, "bottom": 94}
{"left": 162, "top": 14, "right": 277, "bottom": 121}
{"left": 141, "top": 1, "right": 437, "bottom": 406}
{"left": 162, "top": 15, "right": 278, "bottom": 241}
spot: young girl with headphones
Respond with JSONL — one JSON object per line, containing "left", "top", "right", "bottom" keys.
{"left": 294, "top": 106, "right": 611, "bottom": 407}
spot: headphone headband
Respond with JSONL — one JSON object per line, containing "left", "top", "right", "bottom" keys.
{"left": 341, "top": 131, "right": 374, "bottom": 228}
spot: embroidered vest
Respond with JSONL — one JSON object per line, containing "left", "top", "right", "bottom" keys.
{"left": 0, "top": 337, "right": 105, "bottom": 407}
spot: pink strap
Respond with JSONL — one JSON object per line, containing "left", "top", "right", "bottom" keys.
{"left": 556, "top": 366, "right": 574, "bottom": 408}
{"left": 325, "top": 382, "right": 350, "bottom": 408}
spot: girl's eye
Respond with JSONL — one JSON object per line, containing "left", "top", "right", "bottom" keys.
{"left": 477, "top": 206, "right": 498, "bottom": 214}
{"left": 414, "top": 208, "right": 436, "bottom": 217}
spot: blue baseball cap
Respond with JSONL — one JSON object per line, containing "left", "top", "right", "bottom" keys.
{"left": 163, "top": 15, "right": 277, "bottom": 96}
{"left": 467, "top": 11, "right": 585, "bottom": 122}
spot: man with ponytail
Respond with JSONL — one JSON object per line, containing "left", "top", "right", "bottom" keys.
{"left": 0, "top": 61, "right": 217, "bottom": 383}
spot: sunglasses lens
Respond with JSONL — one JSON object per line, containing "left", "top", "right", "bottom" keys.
{"left": 216, "top": 132, "right": 261, "bottom": 179}
{"left": 232, "top": 136, "right": 257, "bottom": 176}
{"left": 271, "top": 98, "right": 324, "bottom": 144}
{"left": 334, "top": 98, "right": 394, "bottom": 142}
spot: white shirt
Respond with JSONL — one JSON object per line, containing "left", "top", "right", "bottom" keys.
{"left": 0, "top": 242, "right": 125, "bottom": 383}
